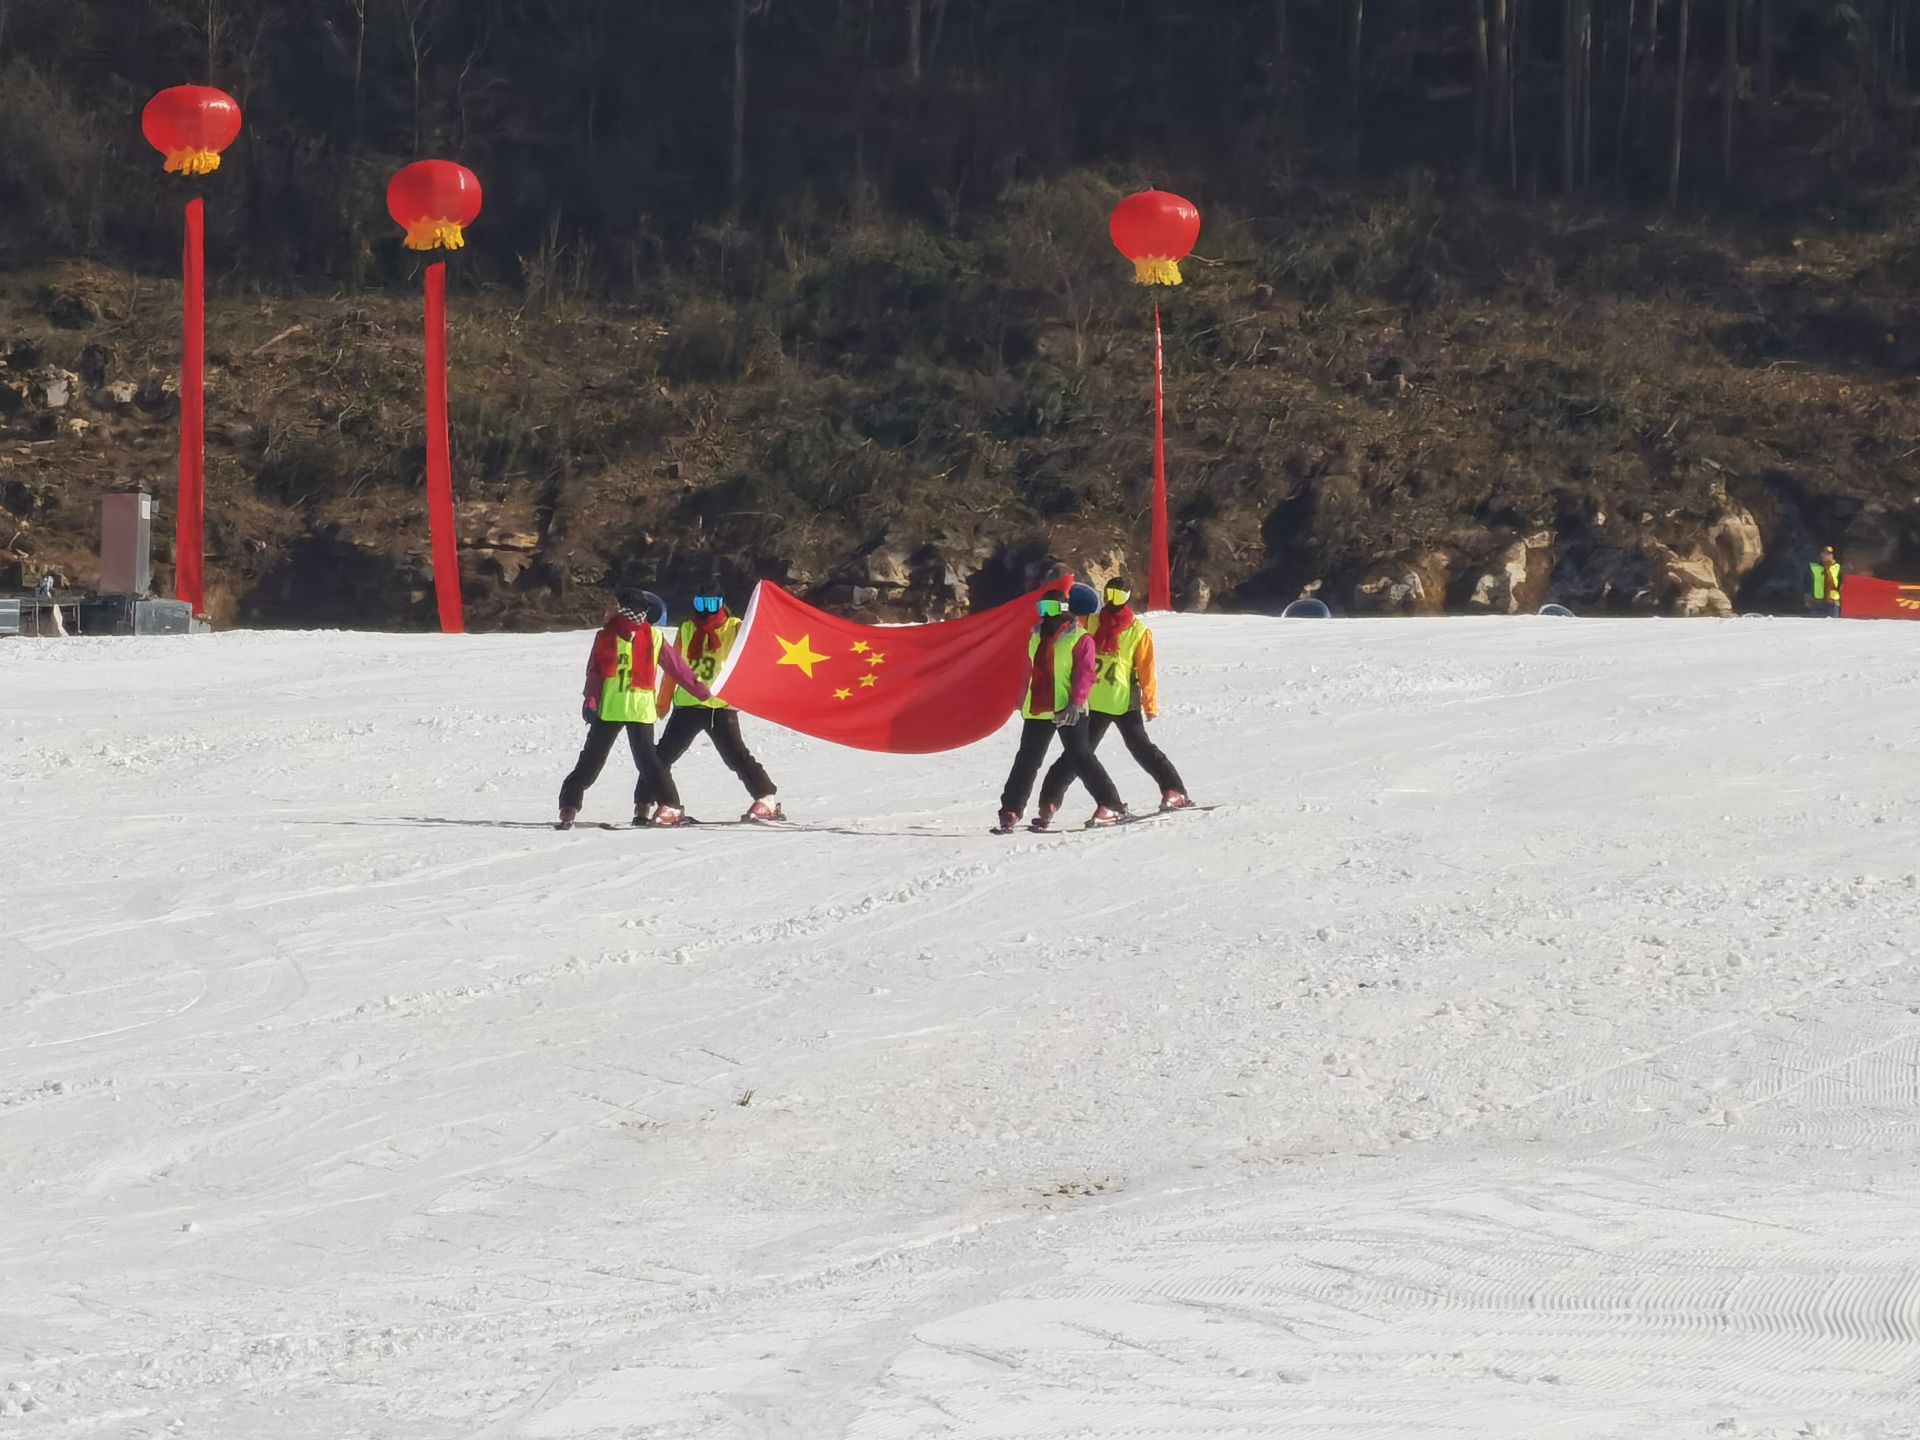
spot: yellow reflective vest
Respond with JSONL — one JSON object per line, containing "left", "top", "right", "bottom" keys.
{"left": 676, "top": 618, "right": 737, "bottom": 710}
{"left": 600, "top": 626, "right": 665, "bottom": 724}
{"left": 1020, "top": 628, "right": 1079, "bottom": 720}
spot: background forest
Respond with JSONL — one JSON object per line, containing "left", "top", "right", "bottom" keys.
{"left": 3, "top": 0, "right": 1920, "bottom": 624}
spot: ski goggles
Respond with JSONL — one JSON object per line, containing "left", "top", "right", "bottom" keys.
{"left": 1036, "top": 597, "right": 1069, "bottom": 618}
{"left": 1103, "top": 586, "right": 1131, "bottom": 607}
{"left": 692, "top": 595, "right": 724, "bottom": 615}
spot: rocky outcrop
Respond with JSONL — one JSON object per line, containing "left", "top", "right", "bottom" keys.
{"left": 1464, "top": 531, "right": 1554, "bottom": 615}
{"left": 1354, "top": 550, "right": 1452, "bottom": 615}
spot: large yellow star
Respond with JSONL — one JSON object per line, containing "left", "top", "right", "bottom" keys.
{"left": 775, "top": 634, "right": 830, "bottom": 679}
{"left": 833, "top": 688, "right": 852, "bottom": 701}
{"left": 859, "top": 673, "right": 877, "bottom": 688}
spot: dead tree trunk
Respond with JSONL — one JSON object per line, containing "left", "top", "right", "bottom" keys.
{"left": 1346, "top": 0, "right": 1365, "bottom": 121}
{"left": 1721, "top": 0, "right": 1737, "bottom": 180}
{"left": 731, "top": 0, "right": 749, "bottom": 214}
{"left": 1618, "top": 0, "right": 1638, "bottom": 181}
{"left": 1473, "top": 0, "right": 1492, "bottom": 170}
{"left": 1563, "top": 0, "right": 1578, "bottom": 193}
{"left": 1492, "top": 0, "right": 1512, "bottom": 177}
{"left": 1670, "top": 0, "right": 1690, "bottom": 208}
{"left": 1758, "top": 0, "right": 1773, "bottom": 102}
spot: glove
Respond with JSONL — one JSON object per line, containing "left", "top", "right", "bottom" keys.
{"left": 1054, "top": 704, "right": 1086, "bottom": 729}
{"left": 582, "top": 699, "right": 599, "bottom": 724}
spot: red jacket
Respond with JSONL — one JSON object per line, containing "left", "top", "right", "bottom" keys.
{"left": 583, "top": 616, "right": 710, "bottom": 707}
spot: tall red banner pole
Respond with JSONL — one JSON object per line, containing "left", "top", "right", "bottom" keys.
{"left": 177, "top": 197, "right": 206, "bottom": 614}
{"left": 1149, "top": 304, "right": 1171, "bottom": 612}
{"left": 422, "top": 261, "right": 464, "bottom": 634}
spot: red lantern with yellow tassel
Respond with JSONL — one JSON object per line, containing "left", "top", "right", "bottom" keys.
{"left": 1109, "top": 190, "right": 1201, "bottom": 288}
{"left": 386, "top": 161, "right": 484, "bottom": 253}
{"left": 387, "top": 161, "right": 484, "bottom": 635}
{"left": 141, "top": 85, "right": 242, "bottom": 620}
{"left": 141, "top": 85, "right": 242, "bottom": 177}
{"left": 1108, "top": 190, "right": 1201, "bottom": 612}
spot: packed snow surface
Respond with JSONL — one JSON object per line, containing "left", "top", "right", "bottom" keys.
{"left": 4, "top": 616, "right": 1920, "bottom": 1440}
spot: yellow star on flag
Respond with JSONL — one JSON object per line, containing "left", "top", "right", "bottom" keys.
{"left": 865, "top": 651, "right": 885, "bottom": 667}
{"left": 834, "top": 688, "right": 852, "bottom": 701}
{"left": 850, "top": 641, "right": 870, "bottom": 654}
{"left": 776, "top": 634, "right": 830, "bottom": 679}
{"left": 859, "top": 674, "right": 877, "bottom": 689}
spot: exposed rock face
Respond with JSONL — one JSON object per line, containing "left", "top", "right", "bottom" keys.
{"left": 1705, "top": 507, "right": 1765, "bottom": 592}
{"left": 1659, "top": 548, "right": 1735, "bottom": 617}
{"left": 1465, "top": 531, "right": 1553, "bottom": 615}
{"left": 1356, "top": 550, "right": 1452, "bottom": 615}
{"left": 28, "top": 367, "right": 77, "bottom": 410}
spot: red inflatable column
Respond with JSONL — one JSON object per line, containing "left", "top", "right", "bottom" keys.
{"left": 177, "top": 197, "right": 206, "bottom": 614}
{"left": 423, "top": 261, "right": 464, "bottom": 634}
{"left": 1150, "top": 305, "right": 1171, "bottom": 613}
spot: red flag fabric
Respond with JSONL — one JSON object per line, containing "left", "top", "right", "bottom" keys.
{"left": 711, "top": 581, "right": 1066, "bottom": 753}
{"left": 1840, "top": 576, "right": 1920, "bottom": 620}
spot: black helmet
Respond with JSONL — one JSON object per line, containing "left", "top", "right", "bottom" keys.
{"left": 615, "top": 585, "right": 668, "bottom": 626}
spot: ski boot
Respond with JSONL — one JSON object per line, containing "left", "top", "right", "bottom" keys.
{"left": 1028, "top": 803, "right": 1059, "bottom": 833}
{"left": 632, "top": 803, "right": 657, "bottom": 828}
{"left": 651, "top": 805, "right": 689, "bottom": 828}
{"left": 1086, "top": 805, "right": 1126, "bottom": 828}
{"left": 992, "top": 809, "right": 1021, "bottom": 835}
{"left": 743, "top": 799, "right": 784, "bottom": 823}
{"left": 557, "top": 806, "right": 579, "bottom": 831}
{"left": 1160, "top": 790, "right": 1193, "bottom": 812}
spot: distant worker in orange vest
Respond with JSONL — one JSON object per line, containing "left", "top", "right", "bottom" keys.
{"left": 1806, "top": 545, "right": 1843, "bottom": 618}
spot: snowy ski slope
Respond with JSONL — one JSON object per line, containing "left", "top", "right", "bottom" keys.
{"left": 3, "top": 615, "right": 1920, "bottom": 1439}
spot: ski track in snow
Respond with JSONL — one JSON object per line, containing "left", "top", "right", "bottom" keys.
{"left": 3, "top": 617, "right": 1920, "bottom": 1439}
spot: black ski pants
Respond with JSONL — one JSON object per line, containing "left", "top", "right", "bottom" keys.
{"left": 559, "top": 718, "right": 680, "bottom": 814}
{"left": 1000, "top": 716, "right": 1123, "bottom": 816}
{"left": 1039, "top": 708, "right": 1186, "bottom": 810}
{"left": 642, "top": 706, "right": 777, "bottom": 807}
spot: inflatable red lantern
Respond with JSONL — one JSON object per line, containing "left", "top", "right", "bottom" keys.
{"left": 386, "top": 161, "right": 484, "bottom": 252}
{"left": 388, "top": 160, "right": 484, "bottom": 634}
{"left": 142, "top": 85, "right": 242, "bottom": 619}
{"left": 141, "top": 85, "right": 242, "bottom": 177}
{"left": 1106, "top": 190, "right": 1202, "bottom": 611}
{"left": 1109, "top": 190, "right": 1201, "bottom": 287}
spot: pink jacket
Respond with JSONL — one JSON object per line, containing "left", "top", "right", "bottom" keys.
{"left": 1029, "top": 624, "right": 1097, "bottom": 711}
{"left": 1068, "top": 632, "right": 1096, "bottom": 707}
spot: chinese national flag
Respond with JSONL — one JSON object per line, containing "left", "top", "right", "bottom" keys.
{"left": 711, "top": 580, "right": 1064, "bottom": 753}
{"left": 1840, "top": 575, "right": 1920, "bottom": 620}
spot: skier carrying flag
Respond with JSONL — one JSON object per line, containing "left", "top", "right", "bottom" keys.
{"left": 637, "top": 587, "right": 783, "bottom": 824}
{"left": 1031, "top": 578, "right": 1192, "bottom": 830}
{"left": 558, "top": 586, "right": 712, "bottom": 830}
{"left": 995, "top": 585, "right": 1127, "bottom": 833}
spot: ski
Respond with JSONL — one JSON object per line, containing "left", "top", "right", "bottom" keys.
{"left": 1006, "top": 802, "right": 1218, "bottom": 836}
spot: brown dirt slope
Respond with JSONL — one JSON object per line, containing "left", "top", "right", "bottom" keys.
{"left": 5, "top": 174, "right": 1919, "bottom": 627}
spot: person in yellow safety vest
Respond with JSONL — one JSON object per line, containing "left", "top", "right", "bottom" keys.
{"left": 637, "top": 589, "right": 783, "bottom": 823}
{"left": 1031, "top": 579, "right": 1192, "bottom": 830}
{"left": 558, "top": 586, "right": 712, "bottom": 829}
{"left": 995, "top": 586, "right": 1127, "bottom": 833}
{"left": 1806, "top": 545, "right": 1843, "bottom": 618}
